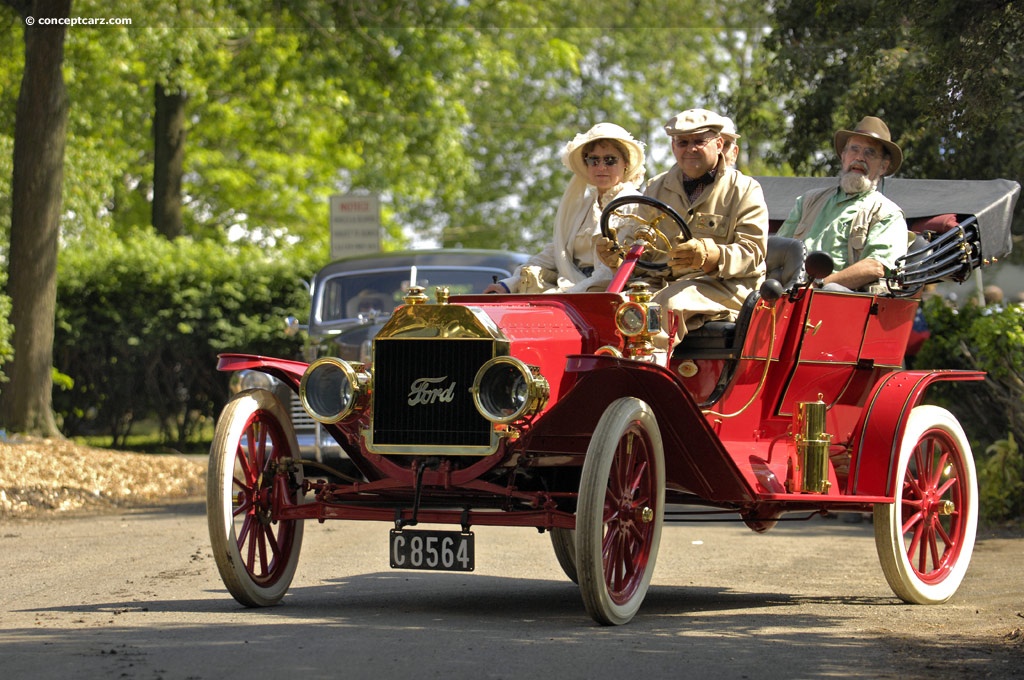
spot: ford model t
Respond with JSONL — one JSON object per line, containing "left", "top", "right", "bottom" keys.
{"left": 207, "top": 177, "right": 1019, "bottom": 625}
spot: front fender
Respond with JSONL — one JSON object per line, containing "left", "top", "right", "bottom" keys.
{"left": 847, "top": 369, "right": 985, "bottom": 497}
{"left": 217, "top": 353, "right": 309, "bottom": 393}
{"left": 555, "top": 354, "right": 755, "bottom": 503}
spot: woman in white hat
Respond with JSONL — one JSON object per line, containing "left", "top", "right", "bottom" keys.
{"left": 486, "top": 122, "right": 646, "bottom": 293}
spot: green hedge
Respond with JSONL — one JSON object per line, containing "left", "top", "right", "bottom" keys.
{"left": 0, "top": 285, "right": 12, "bottom": 388}
{"left": 915, "top": 296, "right": 1024, "bottom": 523}
{"left": 54, "top": 233, "right": 317, "bottom": 449}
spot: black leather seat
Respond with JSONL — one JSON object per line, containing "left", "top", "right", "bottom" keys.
{"left": 763, "top": 235, "right": 807, "bottom": 290}
{"left": 674, "top": 236, "right": 805, "bottom": 358}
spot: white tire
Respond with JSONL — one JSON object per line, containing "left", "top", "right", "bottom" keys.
{"left": 577, "top": 398, "right": 665, "bottom": 625}
{"left": 874, "top": 405, "right": 977, "bottom": 604}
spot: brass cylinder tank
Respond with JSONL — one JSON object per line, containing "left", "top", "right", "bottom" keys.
{"left": 794, "top": 395, "right": 832, "bottom": 493}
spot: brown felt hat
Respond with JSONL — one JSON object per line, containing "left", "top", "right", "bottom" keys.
{"left": 834, "top": 116, "right": 902, "bottom": 175}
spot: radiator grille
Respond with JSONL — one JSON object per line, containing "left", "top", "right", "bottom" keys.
{"left": 373, "top": 338, "right": 493, "bottom": 448}
{"left": 289, "top": 392, "right": 316, "bottom": 432}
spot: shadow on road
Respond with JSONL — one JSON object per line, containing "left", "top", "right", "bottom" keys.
{"left": 6, "top": 572, "right": 1017, "bottom": 680}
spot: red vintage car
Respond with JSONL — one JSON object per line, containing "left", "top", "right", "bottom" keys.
{"left": 207, "top": 177, "right": 1019, "bottom": 625}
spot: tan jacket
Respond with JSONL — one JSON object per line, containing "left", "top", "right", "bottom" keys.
{"left": 643, "top": 161, "right": 768, "bottom": 329}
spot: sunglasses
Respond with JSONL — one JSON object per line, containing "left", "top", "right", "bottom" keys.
{"left": 584, "top": 155, "right": 621, "bottom": 167}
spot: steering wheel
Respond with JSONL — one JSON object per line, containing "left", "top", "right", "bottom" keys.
{"left": 599, "top": 195, "right": 693, "bottom": 271}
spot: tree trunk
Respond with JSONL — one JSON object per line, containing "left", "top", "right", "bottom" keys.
{"left": 152, "top": 82, "right": 186, "bottom": 239}
{"left": 0, "top": 0, "right": 71, "bottom": 437}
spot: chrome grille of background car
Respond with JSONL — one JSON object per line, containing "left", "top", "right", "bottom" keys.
{"left": 372, "top": 338, "right": 493, "bottom": 447}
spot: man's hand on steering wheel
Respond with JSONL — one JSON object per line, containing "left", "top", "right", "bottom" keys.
{"left": 669, "top": 238, "right": 721, "bottom": 276}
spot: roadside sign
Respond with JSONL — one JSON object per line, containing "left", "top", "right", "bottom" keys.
{"left": 330, "top": 194, "right": 380, "bottom": 259}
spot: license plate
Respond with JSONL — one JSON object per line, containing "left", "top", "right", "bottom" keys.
{"left": 389, "top": 529, "right": 475, "bottom": 572}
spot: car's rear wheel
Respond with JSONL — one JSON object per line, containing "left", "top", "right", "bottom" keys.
{"left": 208, "top": 388, "right": 305, "bottom": 607}
{"left": 549, "top": 528, "right": 578, "bottom": 584}
{"left": 577, "top": 397, "right": 664, "bottom": 625}
{"left": 874, "top": 405, "right": 977, "bottom": 604}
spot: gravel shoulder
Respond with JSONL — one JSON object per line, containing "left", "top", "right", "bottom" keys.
{"left": 0, "top": 435, "right": 207, "bottom": 519}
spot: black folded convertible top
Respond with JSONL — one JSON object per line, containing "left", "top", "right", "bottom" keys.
{"left": 755, "top": 176, "right": 1020, "bottom": 262}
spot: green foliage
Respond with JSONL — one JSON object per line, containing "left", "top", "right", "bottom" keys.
{"left": 915, "top": 296, "right": 1024, "bottom": 521}
{"left": 979, "top": 433, "right": 1024, "bottom": 523}
{"left": 915, "top": 297, "right": 1024, "bottom": 429}
{"left": 17, "top": 0, "right": 464, "bottom": 249}
{"left": 766, "top": 0, "right": 1024, "bottom": 240}
{"left": 5, "top": 0, "right": 768, "bottom": 255}
{"left": 0, "top": 8, "right": 29, "bottom": 264}
{"left": 0, "top": 285, "right": 11, "bottom": 386}
{"left": 443, "top": 0, "right": 759, "bottom": 250}
{"left": 0, "top": 15, "right": 19, "bottom": 246}
{"left": 53, "top": 232, "right": 315, "bottom": 449}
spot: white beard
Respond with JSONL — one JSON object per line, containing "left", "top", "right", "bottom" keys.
{"left": 839, "top": 171, "right": 877, "bottom": 195}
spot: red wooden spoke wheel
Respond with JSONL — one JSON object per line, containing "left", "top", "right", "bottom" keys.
{"left": 874, "top": 405, "right": 978, "bottom": 604}
{"left": 208, "top": 388, "right": 305, "bottom": 607}
{"left": 577, "top": 398, "right": 665, "bottom": 625}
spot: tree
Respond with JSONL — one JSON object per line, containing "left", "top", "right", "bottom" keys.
{"left": 0, "top": 0, "right": 70, "bottom": 437}
{"left": 766, "top": 0, "right": 1024, "bottom": 214}
{"left": 39, "top": 0, "right": 487, "bottom": 252}
{"left": 7, "top": 0, "right": 770, "bottom": 256}
{"left": 152, "top": 82, "right": 186, "bottom": 239}
{"left": 442, "top": 0, "right": 763, "bottom": 251}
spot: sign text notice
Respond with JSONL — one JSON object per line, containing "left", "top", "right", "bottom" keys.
{"left": 330, "top": 194, "right": 380, "bottom": 259}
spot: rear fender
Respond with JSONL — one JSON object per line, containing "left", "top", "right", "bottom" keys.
{"left": 848, "top": 369, "right": 984, "bottom": 497}
{"left": 217, "top": 353, "right": 308, "bottom": 393}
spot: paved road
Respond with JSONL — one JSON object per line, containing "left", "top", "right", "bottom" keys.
{"left": 1, "top": 501, "right": 1021, "bottom": 679}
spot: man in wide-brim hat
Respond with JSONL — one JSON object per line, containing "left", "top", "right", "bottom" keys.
{"left": 833, "top": 115, "right": 903, "bottom": 175}
{"left": 777, "top": 115, "right": 908, "bottom": 292}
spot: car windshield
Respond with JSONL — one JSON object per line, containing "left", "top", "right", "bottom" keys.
{"left": 316, "top": 266, "right": 506, "bottom": 324}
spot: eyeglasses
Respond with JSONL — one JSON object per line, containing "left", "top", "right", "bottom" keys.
{"left": 843, "top": 143, "right": 881, "bottom": 160}
{"left": 671, "top": 135, "right": 719, "bottom": 150}
{"left": 584, "top": 155, "right": 621, "bottom": 167}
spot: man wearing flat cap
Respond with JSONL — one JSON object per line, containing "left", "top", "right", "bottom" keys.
{"left": 777, "top": 115, "right": 908, "bottom": 291}
{"left": 597, "top": 108, "right": 768, "bottom": 351}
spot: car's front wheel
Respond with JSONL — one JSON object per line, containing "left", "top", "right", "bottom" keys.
{"left": 208, "top": 388, "right": 305, "bottom": 607}
{"left": 577, "top": 397, "right": 665, "bottom": 625}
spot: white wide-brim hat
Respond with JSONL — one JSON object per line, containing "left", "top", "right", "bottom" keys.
{"left": 562, "top": 122, "right": 646, "bottom": 186}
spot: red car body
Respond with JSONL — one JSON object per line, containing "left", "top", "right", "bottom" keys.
{"left": 207, "top": 177, "right": 1019, "bottom": 625}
